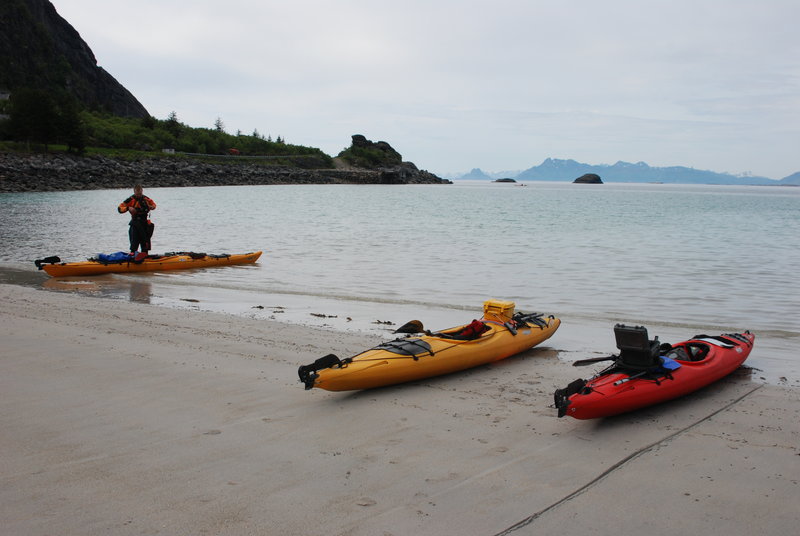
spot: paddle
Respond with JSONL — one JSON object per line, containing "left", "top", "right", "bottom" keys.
{"left": 571, "top": 355, "right": 617, "bottom": 367}
{"left": 614, "top": 369, "right": 650, "bottom": 385}
{"left": 394, "top": 320, "right": 424, "bottom": 334}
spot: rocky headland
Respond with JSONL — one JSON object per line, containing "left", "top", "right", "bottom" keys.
{"left": 1, "top": 0, "right": 148, "bottom": 118}
{"left": 1, "top": 3, "right": 451, "bottom": 193}
{"left": 0, "top": 152, "right": 451, "bottom": 192}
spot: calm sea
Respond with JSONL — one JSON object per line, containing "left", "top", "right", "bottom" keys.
{"left": 1, "top": 181, "right": 798, "bottom": 382}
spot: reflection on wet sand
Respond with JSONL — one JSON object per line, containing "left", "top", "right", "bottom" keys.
{"left": 42, "top": 276, "right": 152, "bottom": 304}
{"left": 128, "top": 281, "right": 151, "bottom": 304}
{"left": 42, "top": 278, "right": 102, "bottom": 292}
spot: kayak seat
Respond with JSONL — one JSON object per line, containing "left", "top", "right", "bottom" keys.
{"left": 663, "top": 346, "right": 690, "bottom": 362}
{"left": 614, "top": 324, "right": 661, "bottom": 369}
{"left": 433, "top": 320, "right": 489, "bottom": 341}
{"left": 685, "top": 343, "right": 709, "bottom": 361}
{"left": 663, "top": 343, "right": 709, "bottom": 362}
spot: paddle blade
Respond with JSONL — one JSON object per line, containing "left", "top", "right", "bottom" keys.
{"left": 572, "top": 355, "right": 616, "bottom": 367}
{"left": 394, "top": 320, "right": 424, "bottom": 334}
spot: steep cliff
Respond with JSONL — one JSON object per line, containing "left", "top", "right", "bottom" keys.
{"left": 0, "top": 0, "right": 148, "bottom": 118}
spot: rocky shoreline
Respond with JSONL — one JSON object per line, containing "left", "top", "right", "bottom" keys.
{"left": 0, "top": 152, "right": 451, "bottom": 192}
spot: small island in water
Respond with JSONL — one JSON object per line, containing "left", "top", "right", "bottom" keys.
{"left": 573, "top": 173, "right": 603, "bottom": 184}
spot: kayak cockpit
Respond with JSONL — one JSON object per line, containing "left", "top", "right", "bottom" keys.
{"left": 662, "top": 342, "right": 710, "bottom": 363}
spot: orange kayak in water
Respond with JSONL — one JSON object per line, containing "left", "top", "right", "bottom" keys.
{"left": 36, "top": 251, "right": 262, "bottom": 277}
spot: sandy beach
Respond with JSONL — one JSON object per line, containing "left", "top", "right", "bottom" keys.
{"left": 1, "top": 283, "right": 798, "bottom": 535}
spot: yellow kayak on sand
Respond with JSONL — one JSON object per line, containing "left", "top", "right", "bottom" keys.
{"left": 35, "top": 251, "right": 262, "bottom": 277}
{"left": 298, "top": 300, "right": 561, "bottom": 391}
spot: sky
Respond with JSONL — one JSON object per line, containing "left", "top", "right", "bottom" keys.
{"left": 51, "top": 0, "right": 800, "bottom": 179}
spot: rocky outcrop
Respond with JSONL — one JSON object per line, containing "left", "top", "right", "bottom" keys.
{"left": 573, "top": 173, "right": 603, "bottom": 184}
{"left": 374, "top": 161, "right": 448, "bottom": 185}
{"left": 350, "top": 134, "right": 401, "bottom": 159}
{"left": 338, "top": 135, "right": 403, "bottom": 169}
{"left": 325, "top": 135, "right": 448, "bottom": 187}
{"left": 0, "top": 0, "right": 148, "bottom": 118}
{"left": 0, "top": 152, "right": 451, "bottom": 192}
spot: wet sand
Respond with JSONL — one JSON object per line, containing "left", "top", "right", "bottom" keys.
{"left": 1, "top": 284, "right": 798, "bottom": 535}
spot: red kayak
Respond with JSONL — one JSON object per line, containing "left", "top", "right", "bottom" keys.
{"left": 554, "top": 324, "right": 754, "bottom": 420}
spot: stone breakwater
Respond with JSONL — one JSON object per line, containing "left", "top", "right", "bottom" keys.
{"left": 0, "top": 153, "right": 450, "bottom": 192}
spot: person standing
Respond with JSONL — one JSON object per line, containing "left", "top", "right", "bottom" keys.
{"left": 118, "top": 184, "right": 156, "bottom": 256}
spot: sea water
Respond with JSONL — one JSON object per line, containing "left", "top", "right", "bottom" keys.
{"left": 1, "top": 181, "right": 798, "bottom": 381}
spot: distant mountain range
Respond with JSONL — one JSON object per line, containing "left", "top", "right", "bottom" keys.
{"left": 452, "top": 159, "right": 800, "bottom": 185}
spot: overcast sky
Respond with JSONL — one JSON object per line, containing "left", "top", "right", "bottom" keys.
{"left": 51, "top": 0, "right": 799, "bottom": 179}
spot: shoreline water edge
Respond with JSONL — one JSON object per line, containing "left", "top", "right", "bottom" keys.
{"left": 0, "top": 260, "right": 800, "bottom": 387}
{"left": 3, "top": 263, "right": 799, "bottom": 387}
{"left": 1, "top": 283, "right": 798, "bottom": 535}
